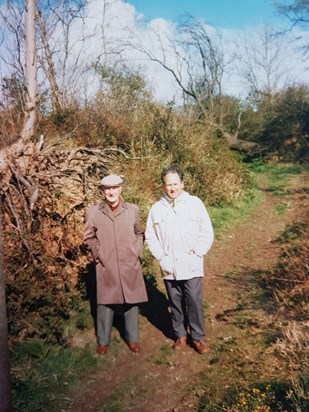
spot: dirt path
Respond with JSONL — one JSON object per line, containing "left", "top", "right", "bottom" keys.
{"left": 66, "top": 171, "right": 308, "bottom": 412}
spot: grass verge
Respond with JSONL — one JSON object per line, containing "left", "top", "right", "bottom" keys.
{"left": 209, "top": 187, "right": 262, "bottom": 233}
{"left": 10, "top": 339, "right": 98, "bottom": 412}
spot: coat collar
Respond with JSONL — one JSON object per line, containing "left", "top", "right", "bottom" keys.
{"left": 99, "top": 200, "right": 128, "bottom": 219}
{"left": 160, "top": 191, "right": 188, "bottom": 207}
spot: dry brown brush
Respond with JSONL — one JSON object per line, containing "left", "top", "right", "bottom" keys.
{"left": 261, "top": 214, "right": 309, "bottom": 319}
{"left": 1, "top": 98, "right": 254, "bottom": 346}
{"left": 1, "top": 138, "right": 123, "bottom": 344}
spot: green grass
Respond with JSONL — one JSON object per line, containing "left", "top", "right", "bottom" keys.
{"left": 146, "top": 343, "right": 173, "bottom": 365}
{"left": 209, "top": 188, "right": 262, "bottom": 233}
{"left": 249, "top": 162, "right": 307, "bottom": 197}
{"left": 275, "top": 204, "right": 287, "bottom": 215}
{"left": 249, "top": 162, "right": 305, "bottom": 175}
{"left": 210, "top": 161, "right": 307, "bottom": 231}
{"left": 10, "top": 339, "right": 98, "bottom": 412}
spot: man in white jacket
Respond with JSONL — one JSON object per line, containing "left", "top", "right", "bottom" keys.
{"left": 145, "top": 166, "right": 214, "bottom": 354}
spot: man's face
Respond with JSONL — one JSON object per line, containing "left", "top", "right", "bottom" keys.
{"left": 103, "top": 185, "right": 122, "bottom": 206}
{"left": 163, "top": 172, "right": 184, "bottom": 199}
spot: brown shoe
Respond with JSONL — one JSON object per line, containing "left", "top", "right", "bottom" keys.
{"left": 97, "top": 344, "right": 108, "bottom": 355}
{"left": 193, "top": 339, "right": 209, "bottom": 354}
{"left": 172, "top": 336, "right": 187, "bottom": 350}
{"left": 128, "top": 342, "right": 140, "bottom": 353}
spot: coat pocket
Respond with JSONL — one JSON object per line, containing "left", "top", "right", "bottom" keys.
{"left": 159, "top": 255, "right": 174, "bottom": 274}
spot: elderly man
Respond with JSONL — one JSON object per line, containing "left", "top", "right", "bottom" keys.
{"left": 145, "top": 166, "right": 214, "bottom": 354}
{"left": 83, "top": 174, "right": 148, "bottom": 355}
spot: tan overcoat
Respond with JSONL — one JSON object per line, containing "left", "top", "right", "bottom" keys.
{"left": 83, "top": 201, "right": 148, "bottom": 305}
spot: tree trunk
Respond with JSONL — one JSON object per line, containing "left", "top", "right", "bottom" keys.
{"left": 21, "top": 0, "right": 38, "bottom": 141}
{"left": 36, "top": 9, "right": 62, "bottom": 112}
{"left": 0, "top": 211, "right": 13, "bottom": 412}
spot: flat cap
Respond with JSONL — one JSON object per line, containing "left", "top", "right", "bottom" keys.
{"left": 100, "top": 174, "right": 123, "bottom": 187}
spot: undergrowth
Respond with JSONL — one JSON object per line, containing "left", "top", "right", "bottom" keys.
{"left": 260, "top": 217, "right": 308, "bottom": 318}
{"left": 199, "top": 380, "right": 309, "bottom": 411}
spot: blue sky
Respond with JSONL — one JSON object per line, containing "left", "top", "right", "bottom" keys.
{"left": 127, "top": 0, "right": 287, "bottom": 29}
{"left": 0, "top": 0, "right": 289, "bottom": 29}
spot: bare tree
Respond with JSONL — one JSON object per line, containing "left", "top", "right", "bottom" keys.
{"left": 35, "top": 0, "right": 90, "bottom": 108}
{"left": 274, "top": 0, "right": 309, "bottom": 27}
{"left": 274, "top": 0, "right": 309, "bottom": 60}
{"left": 133, "top": 17, "right": 226, "bottom": 119}
{"left": 35, "top": 0, "right": 124, "bottom": 109}
{"left": 131, "top": 16, "right": 255, "bottom": 149}
{"left": 0, "top": 0, "right": 38, "bottom": 140}
{"left": 236, "top": 25, "right": 292, "bottom": 103}
{"left": 1, "top": 0, "right": 94, "bottom": 116}
{"left": 0, "top": 0, "right": 25, "bottom": 80}
{"left": 36, "top": 7, "right": 62, "bottom": 112}
{"left": 0, "top": 0, "right": 38, "bottom": 171}
{"left": 0, "top": 0, "right": 138, "bottom": 117}
{"left": 21, "top": 0, "right": 38, "bottom": 140}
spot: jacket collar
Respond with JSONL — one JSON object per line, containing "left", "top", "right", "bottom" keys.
{"left": 160, "top": 191, "right": 188, "bottom": 206}
{"left": 99, "top": 200, "right": 127, "bottom": 218}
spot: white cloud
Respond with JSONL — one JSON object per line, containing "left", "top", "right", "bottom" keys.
{"left": 78, "top": 0, "right": 309, "bottom": 101}
{"left": 1, "top": 0, "right": 308, "bottom": 104}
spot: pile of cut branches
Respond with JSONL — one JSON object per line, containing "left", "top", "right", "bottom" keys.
{"left": 1, "top": 137, "right": 118, "bottom": 344}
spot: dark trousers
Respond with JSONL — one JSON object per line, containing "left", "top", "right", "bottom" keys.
{"left": 164, "top": 277, "right": 205, "bottom": 340}
{"left": 96, "top": 304, "right": 139, "bottom": 345}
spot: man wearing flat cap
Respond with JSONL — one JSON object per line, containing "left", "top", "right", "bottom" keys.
{"left": 83, "top": 174, "right": 148, "bottom": 355}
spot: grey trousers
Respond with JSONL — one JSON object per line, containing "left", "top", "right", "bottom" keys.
{"left": 97, "top": 304, "right": 139, "bottom": 345}
{"left": 164, "top": 277, "right": 205, "bottom": 340}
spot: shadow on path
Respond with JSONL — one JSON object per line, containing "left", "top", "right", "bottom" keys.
{"left": 78, "top": 264, "right": 174, "bottom": 343}
{"left": 140, "top": 276, "right": 174, "bottom": 340}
